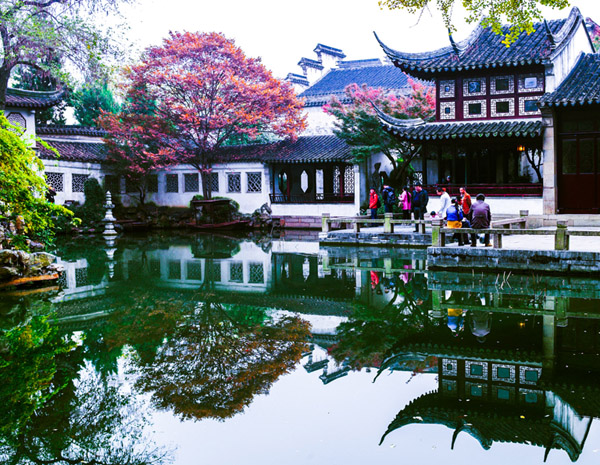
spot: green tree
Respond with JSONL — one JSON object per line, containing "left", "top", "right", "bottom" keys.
{"left": 0, "top": 0, "right": 131, "bottom": 109}
{"left": 378, "top": 0, "right": 570, "bottom": 45}
{"left": 71, "top": 81, "right": 120, "bottom": 127}
{"left": 0, "top": 115, "right": 72, "bottom": 245}
{"left": 324, "top": 80, "right": 435, "bottom": 188}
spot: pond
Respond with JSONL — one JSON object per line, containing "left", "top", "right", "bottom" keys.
{"left": 1, "top": 232, "right": 600, "bottom": 464}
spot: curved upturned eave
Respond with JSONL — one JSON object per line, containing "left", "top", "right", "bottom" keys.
{"left": 375, "top": 7, "right": 587, "bottom": 76}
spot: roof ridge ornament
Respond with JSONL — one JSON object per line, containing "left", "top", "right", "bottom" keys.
{"left": 544, "top": 20, "right": 558, "bottom": 50}
{"left": 448, "top": 29, "right": 463, "bottom": 57}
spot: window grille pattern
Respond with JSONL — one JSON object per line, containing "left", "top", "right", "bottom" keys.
{"left": 210, "top": 172, "right": 219, "bottom": 193}
{"left": 211, "top": 262, "right": 222, "bottom": 282}
{"left": 343, "top": 166, "right": 354, "bottom": 194}
{"left": 229, "top": 262, "right": 243, "bottom": 282}
{"left": 72, "top": 174, "right": 89, "bottom": 193}
{"left": 248, "top": 263, "right": 264, "bottom": 284}
{"left": 125, "top": 178, "right": 137, "bottom": 193}
{"left": 46, "top": 172, "right": 64, "bottom": 192}
{"left": 147, "top": 175, "right": 158, "bottom": 193}
{"left": 227, "top": 173, "right": 241, "bottom": 193}
{"left": 56, "top": 271, "right": 68, "bottom": 289}
{"left": 104, "top": 175, "right": 120, "bottom": 194}
{"left": 187, "top": 261, "right": 203, "bottom": 280}
{"left": 246, "top": 172, "right": 262, "bottom": 193}
{"left": 150, "top": 259, "right": 161, "bottom": 276}
{"left": 75, "top": 268, "right": 88, "bottom": 287}
{"left": 168, "top": 260, "right": 181, "bottom": 279}
{"left": 184, "top": 173, "right": 199, "bottom": 192}
{"left": 440, "top": 102, "right": 456, "bottom": 120}
{"left": 7, "top": 112, "right": 26, "bottom": 130}
{"left": 333, "top": 166, "right": 340, "bottom": 194}
{"left": 166, "top": 174, "right": 179, "bottom": 193}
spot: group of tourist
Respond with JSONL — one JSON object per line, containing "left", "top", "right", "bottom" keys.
{"left": 368, "top": 183, "right": 492, "bottom": 247}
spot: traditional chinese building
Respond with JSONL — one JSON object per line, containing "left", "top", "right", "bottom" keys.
{"left": 375, "top": 7, "right": 597, "bottom": 214}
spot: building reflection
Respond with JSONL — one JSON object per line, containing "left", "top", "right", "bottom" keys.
{"left": 48, "top": 235, "right": 600, "bottom": 460}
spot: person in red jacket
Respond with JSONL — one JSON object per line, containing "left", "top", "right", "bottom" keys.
{"left": 369, "top": 188, "right": 379, "bottom": 222}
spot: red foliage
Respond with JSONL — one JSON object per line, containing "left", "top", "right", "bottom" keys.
{"left": 101, "top": 32, "right": 306, "bottom": 198}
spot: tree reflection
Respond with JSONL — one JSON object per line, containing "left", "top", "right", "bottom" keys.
{"left": 0, "top": 316, "right": 171, "bottom": 465}
{"left": 330, "top": 275, "right": 433, "bottom": 369}
{"left": 134, "top": 302, "right": 310, "bottom": 420}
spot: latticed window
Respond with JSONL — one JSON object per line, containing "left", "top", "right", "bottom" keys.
{"left": 147, "top": 175, "right": 158, "bottom": 193}
{"left": 104, "top": 175, "right": 120, "bottom": 194}
{"left": 184, "top": 173, "right": 199, "bottom": 192}
{"left": 125, "top": 177, "right": 137, "bottom": 193}
{"left": 211, "top": 262, "right": 222, "bottom": 282}
{"left": 227, "top": 173, "right": 241, "bottom": 193}
{"left": 210, "top": 172, "right": 219, "bottom": 193}
{"left": 247, "top": 172, "right": 262, "bottom": 193}
{"left": 248, "top": 263, "right": 264, "bottom": 284}
{"left": 344, "top": 165, "right": 355, "bottom": 194}
{"left": 168, "top": 260, "right": 181, "bottom": 280}
{"left": 75, "top": 268, "right": 88, "bottom": 287}
{"left": 46, "top": 172, "right": 64, "bottom": 192}
{"left": 6, "top": 112, "right": 26, "bottom": 130}
{"left": 72, "top": 174, "right": 89, "bottom": 193}
{"left": 56, "top": 271, "right": 68, "bottom": 289}
{"left": 150, "top": 259, "right": 161, "bottom": 276}
{"left": 229, "top": 262, "right": 243, "bottom": 282}
{"left": 333, "top": 166, "right": 340, "bottom": 194}
{"left": 166, "top": 174, "right": 179, "bottom": 193}
{"left": 186, "top": 261, "right": 202, "bottom": 280}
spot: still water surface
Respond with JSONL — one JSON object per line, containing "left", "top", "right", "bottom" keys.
{"left": 1, "top": 232, "right": 600, "bottom": 464}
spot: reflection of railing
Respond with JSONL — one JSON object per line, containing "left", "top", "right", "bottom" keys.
{"left": 425, "top": 183, "right": 543, "bottom": 197}
{"left": 270, "top": 193, "right": 354, "bottom": 204}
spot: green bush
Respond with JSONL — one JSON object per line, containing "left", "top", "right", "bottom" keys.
{"left": 72, "top": 178, "right": 105, "bottom": 227}
{"left": 0, "top": 114, "right": 73, "bottom": 245}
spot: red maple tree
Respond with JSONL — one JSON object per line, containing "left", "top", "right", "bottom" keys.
{"left": 102, "top": 32, "right": 306, "bottom": 199}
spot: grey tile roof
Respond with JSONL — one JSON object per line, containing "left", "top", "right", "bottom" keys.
{"left": 314, "top": 44, "right": 346, "bottom": 59}
{"left": 6, "top": 88, "right": 64, "bottom": 109}
{"left": 214, "top": 135, "right": 353, "bottom": 164}
{"left": 300, "top": 64, "right": 411, "bottom": 107}
{"left": 375, "top": 7, "right": 591, "bottom": 76}
{"left": 539, "top": 53, "right": 600, "bottom": 107}
{"left": 380, "top": 118, "right": 543, "bottom": 141}
{"left": 37, "top": 125, "right": 107, "bottom": 137}
{"left": 37, "top": 139, "right": 107, "bottom": 163}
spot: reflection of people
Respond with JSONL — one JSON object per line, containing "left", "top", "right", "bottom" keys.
{"left": 468, "top": 311, "right": 492, "bottom": 343}
{"left": 370, "top": 270, "right": 380, "bottom": 290}
{"left": 447, "top": 308, "right": 464, "bottom": 335}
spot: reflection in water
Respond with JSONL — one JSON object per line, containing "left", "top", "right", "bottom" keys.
{"left": 1, "top": 233, "right": 600, "bottom": 463}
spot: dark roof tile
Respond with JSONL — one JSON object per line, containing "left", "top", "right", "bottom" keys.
{"left": 6, "top": 88, "right": 64, "bottom": 109}
{"left": 540, "top": 53, "right": 600, "bottom": 107}
{"left": 214, "top": 135, "right": 353, "bottom": 164}
{"left": 376, "top": 8, "right": 591, "bottom": 77}
{"left": 379, "top": 118, "right": 542, "bottom": 141}
{"left": 37, "top": 125, "right": 107, "bottom": 137}
{"left": 37, "top": 139, "right": 107, "bottom": 163}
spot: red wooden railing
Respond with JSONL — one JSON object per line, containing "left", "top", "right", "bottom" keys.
{"left": 270, "top": 193, "right": 355, "bottom": 204}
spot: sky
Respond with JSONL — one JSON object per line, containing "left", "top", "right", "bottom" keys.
{"left": 116, "top": 0, "right": 600, "bottom": 79}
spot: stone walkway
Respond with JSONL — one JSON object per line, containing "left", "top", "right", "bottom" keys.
{"left": 325, "top": 225, "right": 600, "bottom": 253}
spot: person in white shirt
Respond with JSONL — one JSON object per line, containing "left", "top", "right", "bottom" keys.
{"left": 436, "top": 187, "right": 451, "bottom": 219}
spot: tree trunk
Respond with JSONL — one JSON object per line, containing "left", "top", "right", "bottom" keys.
{"left": 0, "top": 67, "right": 10, "bottom": 111}
{"left": 201, "top": 169, "right": 211, "bottom": 199}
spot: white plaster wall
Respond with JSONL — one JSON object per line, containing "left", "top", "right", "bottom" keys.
{"left": 546, "top": 22, "right": 594, "bottom": 92}
{"left": 302, "top": 106, "right": 336, "bottom": 136}
{"left": 138, "top": 162, "right": 270, "bottom": 213}
{"left": 41, "top": 159, "right": 103, "bottom": 205}
{"left": 271, "top": 203, "right": 359, "bottom": 217}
